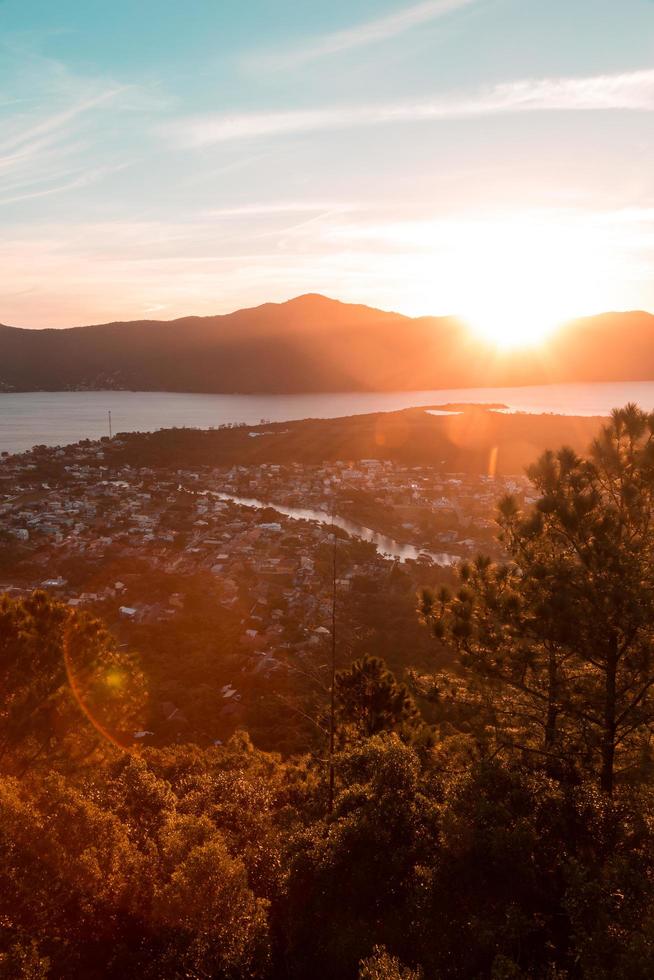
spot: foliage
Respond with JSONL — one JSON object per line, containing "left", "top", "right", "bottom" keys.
{"left": 335, "top": 655, "right": 421, "bottom": 741}
{"left": 4, "top": 407, "right": 654, "bottom": 976}
{"left": 422, "top": 405, "right": 654, "bottom": 794}
{"left": 282, "top": 736, "right": 441, "bottom": 978}
{"left": 358, "top": 946, "right": 423, "bottom": 979}
{"left": 0, "top": 591, "right": 146, "bottom": 774}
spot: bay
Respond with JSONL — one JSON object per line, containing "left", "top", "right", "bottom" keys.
{"left": 2, "top": 381, "right": 654, "bottom": 455}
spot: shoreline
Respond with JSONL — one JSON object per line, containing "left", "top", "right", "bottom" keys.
{"left": 0, "top": 381, "right": 644, "bottom": 456}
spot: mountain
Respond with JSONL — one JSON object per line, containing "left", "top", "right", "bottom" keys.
{"left": 1, "top": 294, "right": 654, "bottom": 393}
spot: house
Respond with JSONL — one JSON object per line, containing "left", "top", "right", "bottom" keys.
{"left": 220, "top": 684, "right": 240, "bottom": 700}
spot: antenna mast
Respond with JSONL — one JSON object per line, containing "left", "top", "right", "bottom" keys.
{"left": 108, "top": 410, "right": 112, "bottom": 439}
{"left": 328, "top": 509, "right": 337, "bottom": 811}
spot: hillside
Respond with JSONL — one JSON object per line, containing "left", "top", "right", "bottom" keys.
{"left": 104, "top": 405, "right": 604, "bottom": 477}
{"left": 1, "top": 294, "right": 654, "bottom": 393}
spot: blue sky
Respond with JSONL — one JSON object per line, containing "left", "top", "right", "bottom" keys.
{"left": 2, "top": 0, "right": 654, "bottom": 333}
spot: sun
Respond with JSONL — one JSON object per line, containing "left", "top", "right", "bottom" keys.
{"left": 455, "top": 216, "right": 597, "bottom": 350}
{"left": 463, "top": 292, "right": 567, "bottom": 350}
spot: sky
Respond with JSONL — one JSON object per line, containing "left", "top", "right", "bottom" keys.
{"left": 2, "top": 0, "right": 654, "bottom": 335}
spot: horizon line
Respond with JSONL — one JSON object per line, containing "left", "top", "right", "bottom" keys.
{"left": 3, "top": 291, "right": 654, "bottom": 332}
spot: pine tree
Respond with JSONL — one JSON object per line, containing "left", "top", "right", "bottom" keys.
{"left": 336, "top": 655, "right": 419, "bottom": 740}
{"left": 422, "top": 405, "right": 654, "bottom": 794}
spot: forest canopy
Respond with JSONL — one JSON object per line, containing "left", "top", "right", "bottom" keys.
{"left": 3, "top": 406, "right": 654, "bottom": 978}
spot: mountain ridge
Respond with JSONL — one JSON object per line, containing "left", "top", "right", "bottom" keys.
{"left": 1, "top": 294, "right": 653, "bottom": 393}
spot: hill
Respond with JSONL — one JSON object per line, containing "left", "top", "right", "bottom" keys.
{"left": 106, "top": 405, "right": 605, "bottom": 477}
{"left": 1, "top": 294, "right": 654, "bottom": 393}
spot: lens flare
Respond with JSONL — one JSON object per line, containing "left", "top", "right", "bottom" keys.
{"left": 63, "top": 622, "right": 149, "bottom": 751}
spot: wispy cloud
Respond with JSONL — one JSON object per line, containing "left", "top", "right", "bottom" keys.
{"left": 0, "top": 52, "right": 166, "bottom": 210}
{"left": 0, "top": 87, "right": 125, "bottom": 156}
{"left": 0, "top": 163, "right": 130, "bottom": 207}
{"left": 206, "top": 201, "right": 355, "bottom": 218}
{"left": 168, "top": 68, "right": 654, "bottom": 146}
{"left": 251, "top": 0, "right": 478, "bottom": 68}
{"left": 0, "top": 85, "right": 130, "bottom": 208}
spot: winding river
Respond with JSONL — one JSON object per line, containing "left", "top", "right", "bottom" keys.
{"left": 213, "top": 492, "right": 459, "bottom": 566}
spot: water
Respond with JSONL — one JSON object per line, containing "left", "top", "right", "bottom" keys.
{"left": 213, "top": 492, "right": 459, "bottom": 566}
{"left": 2, "top": 381, "right": 654, "bottom": 455}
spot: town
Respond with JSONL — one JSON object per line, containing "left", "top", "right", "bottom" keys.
{"left": 0, "top": 431, "right": 534, "bottom": 752}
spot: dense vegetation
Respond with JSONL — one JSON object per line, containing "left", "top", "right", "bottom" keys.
{"left": 3, "top": 406, "right": 654, "bottom": 977}
{"left": 103, "top": 405, "right": 602, "bottom": 476}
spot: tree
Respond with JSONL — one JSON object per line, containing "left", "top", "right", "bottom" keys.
{"left": 0, "top": 592, "right": 70, "bottom": 771}
{"left": 283, "top": 735, "right": 440, "bottom": 978}
{"left": 0, "top": 592, "right": 146, "bottom": 774}
{"left": 426, "top": 759, "right": 654, "bottom": 979}
{"left": 151, "top": 833, "right": 270, "bottom": 978}
{"left": 0, "top": 744, "right": 275, "bottom": 978}
{"left": 336, "top": 655, "right": 420, "bottom": 741}
{"left": 422, "top": 405, "right": 654, "bottom": 793}
{"left": 419, "top": 556, "right": 575, "bottom": 771}
{"left": 359, "top": 946, "right": 423, "bottom": 979}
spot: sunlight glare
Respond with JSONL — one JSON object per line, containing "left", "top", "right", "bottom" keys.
{"left": 458, "top": 218, "right": 598, "bottom": 349}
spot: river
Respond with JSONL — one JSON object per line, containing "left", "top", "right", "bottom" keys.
{"left": 213, "top": 492, "right": 459, "bottom": 566}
